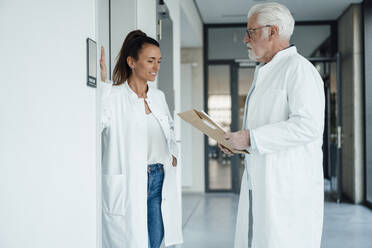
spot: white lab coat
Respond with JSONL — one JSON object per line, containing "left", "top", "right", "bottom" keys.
{"left": 101, "top": 81, "right": 183, "bottom": 248}
{"left": 234, "top": 47, "right": 325, "bottom": 248}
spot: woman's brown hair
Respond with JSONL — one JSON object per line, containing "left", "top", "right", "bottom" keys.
{"left": 112, "top": 30, "right": 160, "bottom": 85}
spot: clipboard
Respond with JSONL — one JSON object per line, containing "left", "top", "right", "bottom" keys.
{"left": 178, "top": 109, "right": 249, "bottom": 154}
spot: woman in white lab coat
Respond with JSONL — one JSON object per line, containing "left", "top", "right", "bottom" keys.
{"left": 100, "top": 30, "right": 183, "bottom": 248}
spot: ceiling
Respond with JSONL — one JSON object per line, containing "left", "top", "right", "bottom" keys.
{"left": 194, "top": 0, "right": 363, "bottom": 23}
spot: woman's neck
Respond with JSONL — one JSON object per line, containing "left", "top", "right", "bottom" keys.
{"left": 128, "top": 75, "right": 148, "bottom": 98}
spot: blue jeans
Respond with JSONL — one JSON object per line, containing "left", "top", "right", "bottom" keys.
{"left": 147, "top": 163, "right": 164, "bottom": 248}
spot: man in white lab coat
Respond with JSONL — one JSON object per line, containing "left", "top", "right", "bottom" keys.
{"left": 221, "top": 2, "right": 325, "bottom": 248}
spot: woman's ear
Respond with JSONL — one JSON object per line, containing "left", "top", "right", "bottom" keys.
{"left": 126, "top": 56, "right": 135, "bottom": 70}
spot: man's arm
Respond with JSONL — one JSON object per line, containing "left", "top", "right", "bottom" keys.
{"left": 251, "top": 61, "right": 325, "bottom": 154}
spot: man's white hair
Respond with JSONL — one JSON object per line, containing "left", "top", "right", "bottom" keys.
{"left": 247, "top": 2, "right": 295, "bottom": 40}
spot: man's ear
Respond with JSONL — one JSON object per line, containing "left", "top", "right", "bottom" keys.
{"left": 269, "top": 26, "right": 279, "bottom": 40}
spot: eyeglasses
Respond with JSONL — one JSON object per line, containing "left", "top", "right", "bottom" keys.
{"left": 245, "top": 25, "right": 272, "bottom": 39}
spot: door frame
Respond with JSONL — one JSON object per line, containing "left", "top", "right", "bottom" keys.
{"left": 308, "top": 56, "right": 343, "bottom": 202}
{"left": 204, "top": 57, "right": 343, "bottom": 199}
{"left": 204, "top": 61, "right": 255, "bottom": 193}
{"left": 204, "top": 61, "right": 239, "bottom": 193}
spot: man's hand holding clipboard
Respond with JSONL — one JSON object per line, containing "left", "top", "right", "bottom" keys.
{"left": 178, "top": 109, "right": 249, "bottom": 154}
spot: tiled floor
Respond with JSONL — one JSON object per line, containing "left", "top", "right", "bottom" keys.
{"left": 180, "top": 193, "right": 238, "bottom": 248}
{"left": 179, "top": 192, "right": 372, "bottom": 248}
{"left": 321, "top": 199, "right": 372, "bottom": 248}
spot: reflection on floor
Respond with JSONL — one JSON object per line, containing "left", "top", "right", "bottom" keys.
{"left": 180, "top": 193, "right": 238, "bottom": 248}
{"left": 179, "top": 192, "right": 372, "bottom": 248}
{"left": 322, "top": 196, "right": 372, "bottom": 248}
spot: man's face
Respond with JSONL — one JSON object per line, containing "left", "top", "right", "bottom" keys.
{"left": 243, "top": 14, "right": 270, "bottom": 62}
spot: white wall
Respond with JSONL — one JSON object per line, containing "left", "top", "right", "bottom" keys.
{"left": 181, "top": 48, "right": 205, "bottom": 193}
{"left": 98, "top": 0, "right": 110, "bottom": 72}
{"left": 179, "top": 0, "right": 205, "bottom": 192}
{"left": 181, "top": 64, "right": 194, "bottom": 187}
{"left": 0, "top": 0, "right": 195, "bottom": 247}
{"left": 110, "top": 0, "right": 136, "bottom": 75}
{"left": 137, "top": 0, "right": 157, "bottom": 37}
{"left": 161, "top": 0, "right": 183, "bottom": 198}
{"left": 96, "top": 0, "right": 110, "bottom": 247}
{"left": 0, "top": 0, "right": 98, "bottom": 247}
{"left": 180, "top": 0, "right": 203, "bottom": 47}
{"left": 110, "top": 0, "right": 156, "bottom": 78}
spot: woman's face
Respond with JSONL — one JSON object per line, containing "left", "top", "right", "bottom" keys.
{"left": 130, "top": 44, "right": 162, "bottom": 82}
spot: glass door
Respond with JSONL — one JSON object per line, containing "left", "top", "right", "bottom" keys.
{"left": 206, "top": 58, "right": 342, "bottom": 199}
{"left": 205, "top": 64, "right": 256, "bottom": 193}
{"left": 206, "top": 65, "right": 232, "bottom": 191}
{"left": 310, "top": 56, "right": 343, "bottom": 202}
{"left": 236, "top": 66, "right": 255, "bottom": 186}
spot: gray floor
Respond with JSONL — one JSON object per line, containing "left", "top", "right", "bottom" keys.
{"left": 180, "top": 193, "right": 238, "bottom": 248}
{"left": 179, "top": 192, "right": 372, "bottom": 248}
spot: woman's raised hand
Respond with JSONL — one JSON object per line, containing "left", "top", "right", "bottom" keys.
{"left": 172, "top": 156, "right": 177, "bottom": 167}
{"left": 100, "top": 46, "right": 107, "bottom": 82}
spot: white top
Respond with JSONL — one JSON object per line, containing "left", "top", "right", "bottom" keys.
{"left": 146, "top": 112, "right": 169, "bottom": 165}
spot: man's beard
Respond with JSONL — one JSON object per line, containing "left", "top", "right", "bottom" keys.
{"left": 247, "top": 44, "right": 261, "bottom": 61}
{"left": 247, "top": 47, "right": 260, "bottom": 61}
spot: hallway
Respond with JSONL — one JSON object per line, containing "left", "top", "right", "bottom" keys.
{"left": 181, "top": 192, "right": 372, "bottom": 248}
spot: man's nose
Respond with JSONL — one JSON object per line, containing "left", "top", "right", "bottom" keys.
{"left": 243, "top": 33, "right": 250, "bottom": 44}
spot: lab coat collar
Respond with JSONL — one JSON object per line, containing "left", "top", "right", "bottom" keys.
{"left": 124, "top": 81, "right": 154, "bottom": 101}
{"left": 259, "top": 46, "right": 297, "bottom": 72}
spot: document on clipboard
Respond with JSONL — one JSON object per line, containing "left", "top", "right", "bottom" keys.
{"left": 178, "top": 109, "right": 249, "bottom": 154}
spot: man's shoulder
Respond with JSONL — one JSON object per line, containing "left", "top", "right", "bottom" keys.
{"left": 285, "top": 52, "right": 318, "bottom": 74}
{"left": 288, "top": 52, "right": 312, "bottom": 66}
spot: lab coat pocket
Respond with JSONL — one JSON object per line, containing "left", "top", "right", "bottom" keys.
{"left": 262, "top": 89, "right": 288, "bottom": 122}
{"left": 102, "top": 175, "right": 126, "bottom": 216}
